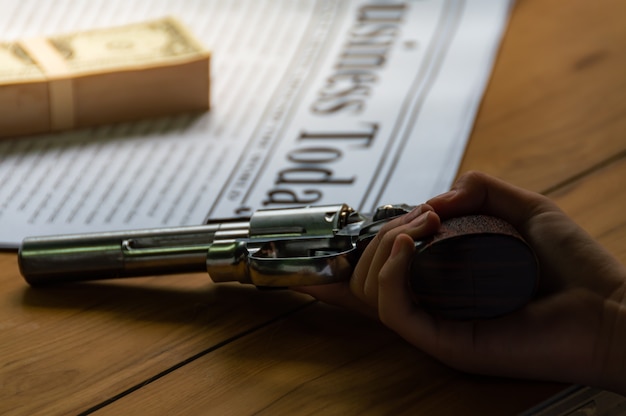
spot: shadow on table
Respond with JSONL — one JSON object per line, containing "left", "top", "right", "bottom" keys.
{"left": 20, "top": 277, "right": 313, "bottom": 327}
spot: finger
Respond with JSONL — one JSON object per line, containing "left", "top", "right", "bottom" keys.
{"left": 426, "top": 171, "right": 559, "bottom": 233}
{"left": 292, "top": 283, "right": 377, "bottom": 319}
{"left": 351, "top": 204, "right": 432, "bottom": 301}
{"left": 358, "top": 209, "right": 440, "bottom": 306}
{"left": 377, "top": 235, "right": 491, "bottom": 369}
{"left": 377, "top": 233, "right": 417, "bottom": 323}
{"left": 376, "top": 233, "right": 440, "bottom": 349}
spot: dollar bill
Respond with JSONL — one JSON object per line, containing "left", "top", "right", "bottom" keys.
{"left": 0, "top": 42, "right": 46, "bottom": 83}
{"left": 48, "top": 17, "right": 208, "bottom": 73}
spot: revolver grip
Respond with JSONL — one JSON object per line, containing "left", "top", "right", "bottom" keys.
{"left": 409, "top": 215, "right": 539, "bottom": 320}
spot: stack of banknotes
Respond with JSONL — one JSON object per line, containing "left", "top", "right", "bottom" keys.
{"left": 0, "top": 16, "right": 210, "bottom": 138}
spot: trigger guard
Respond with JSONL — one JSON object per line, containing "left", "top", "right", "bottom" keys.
{"left": 247, "top": 236, "right": 358, "bottom": 287}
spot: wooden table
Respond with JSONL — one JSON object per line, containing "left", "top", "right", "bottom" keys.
{"left": 2, "top": 0, "right": 625, "bottom": 414}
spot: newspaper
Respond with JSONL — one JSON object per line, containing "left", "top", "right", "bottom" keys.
{"left": 0, "top": 0, "right": 513, "bottom": 248}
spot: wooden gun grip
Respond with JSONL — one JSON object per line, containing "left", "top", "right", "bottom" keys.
{"left": 410, "top": 215, "right": 538, "bottom": 320}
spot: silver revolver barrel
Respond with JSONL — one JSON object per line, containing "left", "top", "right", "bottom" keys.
{"left": 18, "top": 204, "right": 365, "bottom": 287}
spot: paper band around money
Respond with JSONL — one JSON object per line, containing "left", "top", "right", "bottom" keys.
{"left": 18, "top": 37, "right": 75, "bottom": 131}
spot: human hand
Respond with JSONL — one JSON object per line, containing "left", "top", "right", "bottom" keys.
{"left": 297, "top": 171, "right": 626, "bottom": 394}
{"left": 295, "top": 203, "right": 441, "bottom": 319}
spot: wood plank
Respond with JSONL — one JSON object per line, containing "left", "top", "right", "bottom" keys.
{"left": 548, "top": 155, "right": 626, "bottom": 262}
{"left": 0, "top": 260, "right": 312, "bottom": 415}
{"left": 92, "top": 301, "right": 564, "bottom": 416}
{"left": 459, "top": 0, "right": 626, "bottom": 193}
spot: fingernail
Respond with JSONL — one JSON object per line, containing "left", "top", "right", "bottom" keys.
{"left": 389, "top": 238, "right": 406, "bottom": 259}
{"left": 403, "top": 205, "right": 423, "bottom": 223}
{"left": 411, "top": 210, "right": 430, "bottom": 226}
{"left": 389, "top": 236, "right": 406, "bottom": 259}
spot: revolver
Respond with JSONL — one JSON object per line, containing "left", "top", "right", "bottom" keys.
{"left": 18, "top": 204, "right": 539, "bottom": 320}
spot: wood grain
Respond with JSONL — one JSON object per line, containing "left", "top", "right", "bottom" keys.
{"left": 1, "top": 0, "right": 625, "bottom": 414}
{"left": 0, "top": 263, "right": 312, "bottom": 415}
{"left": 550, "top": 155, "right": 626, "bottom": 262}
{"left": 93, "top": 302, "right": 564, "bottom": 416}
{"left": 459, "top": 0, "right": 626, "bottom": 193}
